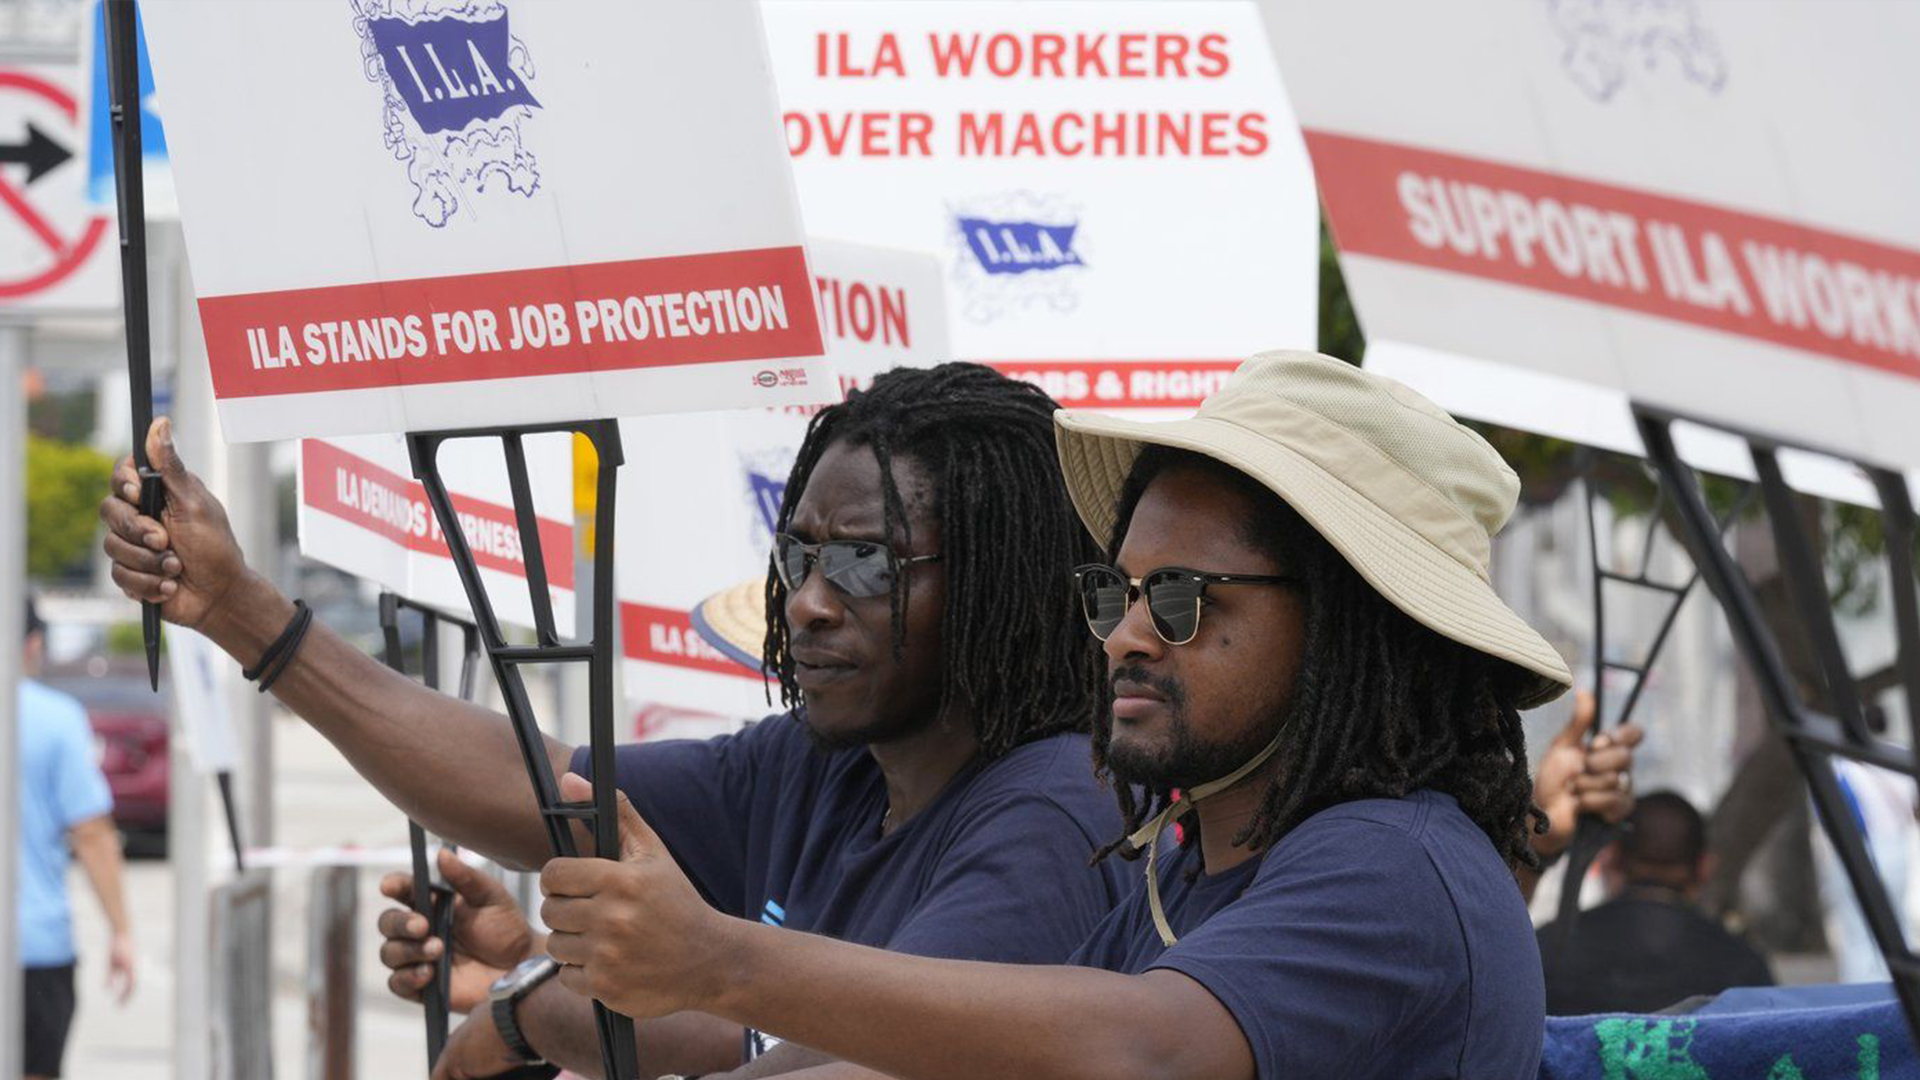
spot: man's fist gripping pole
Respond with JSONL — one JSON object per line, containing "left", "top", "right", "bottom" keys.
{"left": 378, "top": 850, "right": 539, "bottom": 1014}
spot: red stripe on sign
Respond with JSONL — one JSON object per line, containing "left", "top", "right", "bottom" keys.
{"left": 202, "top": 247, "right": 822, "bottom": 399}
{"left": 622, "top": 602, "right": 764, "bottom": 680}
{"left": 300, "top": 440, "right": 573, "bottom": 589}
{"left": 987, "top": 361, "right": 1241, "bottom": 408}
{"left": 1303, "top": 130, "right": 1920, "bottom": 382}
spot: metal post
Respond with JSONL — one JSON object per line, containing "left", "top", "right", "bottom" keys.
{"left": 306, "top": 865, "right": 358, "bottom": 1080}
{"left": 0, "top": 323, "right": 29, "bottom": 1080}
{"left": 171, "top": 253, "right": 215, "bottom": 1079}
{"left": 229, "top": 438, "right": 276, "bottom": 847}
{"left": 210, "top": 872, "right": 274, "bottom": 1079}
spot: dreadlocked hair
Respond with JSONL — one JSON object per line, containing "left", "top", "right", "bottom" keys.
{"left": 760, "top": 362, "right": 1106, "bottom": 759}
{"left": 1092, "top": 447, "right": 1546, "bottom": 871}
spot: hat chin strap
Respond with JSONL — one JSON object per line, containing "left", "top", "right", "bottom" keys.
{"left": 1123, "top": 728, "right": 1285, "bottom": 947}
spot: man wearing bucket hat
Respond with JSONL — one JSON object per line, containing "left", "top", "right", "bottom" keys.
{"left": 537, "top": 351, "right": 1581, "bottom": 1079}
{"left": 100, "top": 364, "right": 1128, "bottom": 1078}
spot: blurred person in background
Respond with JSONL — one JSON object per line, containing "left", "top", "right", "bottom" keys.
{"left": 1537, "top": 790, "right": 1771, "bottom": 1014}
{"left": 17, "top": 599, "right": 135, "bottom": 1080}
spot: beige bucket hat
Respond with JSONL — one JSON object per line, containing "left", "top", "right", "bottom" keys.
{"left": 1053, "top": 350, "right": 1572, "bottom": 710}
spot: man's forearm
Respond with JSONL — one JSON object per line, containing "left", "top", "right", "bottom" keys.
{"left": 711, "top": 1042, "right": 880, "bottom": 1079}
{"left": 200, "top": 572, "right": 574, "bottom": 869}
{"left": 516, "top": 980, "right": 620, "bottom": 1078}
{"left": 752, "top": 1060, "right": 894, "bottom": 1068}
{"left": 520, "top": 979, "right": 745, "bottom": 1079}
{"left": 70, "top": 817, "right": 130, "bottom": 935}
{"left": 696, "top": 923, "right": 1239, "bottom": 1080}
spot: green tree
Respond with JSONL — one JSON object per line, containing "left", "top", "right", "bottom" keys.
{"left": 27, "top": 435, "right": 114, "bottom": 580}
{"left": 1318, "top": 217, "right": 1364, "bottom": 364}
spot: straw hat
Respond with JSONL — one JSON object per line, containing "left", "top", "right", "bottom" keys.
{"left": 1052, "top": 350, "right": 1572, "bottom": 709}
{"left": 689, "top": 577, "right": 769, "bottom": 675}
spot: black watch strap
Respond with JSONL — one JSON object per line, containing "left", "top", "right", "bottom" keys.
{"left": 492, "top": 993, "right": 543, "bottom": 1065}
{"left": 491, "top": 957, "right": 560, "bottom": 1067}
{"left": 480, "top": 1065, "right": 560, "bottom": 1080}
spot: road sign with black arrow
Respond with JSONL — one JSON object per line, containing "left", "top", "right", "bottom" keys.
{"left": 0, "top": 62, "right": 113, "bottom": 310}
{"left": 0, "top": 122, "right": 71, "bottom": 185}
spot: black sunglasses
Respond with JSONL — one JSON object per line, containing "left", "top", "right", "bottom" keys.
{"left": 1072, "top": 564, "right": 1297, "bottom": 646}
{"left": 775, "top": 532, "right": 941, "bottom": 599}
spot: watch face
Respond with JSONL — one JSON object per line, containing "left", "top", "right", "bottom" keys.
{"left": 492, "top": 956, "right": 552, "bottom": 999}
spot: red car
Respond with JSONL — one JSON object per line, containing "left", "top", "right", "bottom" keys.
{"left": 40, "top": 671, "right": 170, "bottom": 851}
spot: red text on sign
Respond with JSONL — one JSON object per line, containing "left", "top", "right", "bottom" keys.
{"left": 813, "top": 274, "right": 909, "bottom": 348}
{"left": 301, "top": 440, "right": 573, "bottom": 588}
{"left": 923, "top": 32, "right": 1230, "bottom": 79}
{"left": 988, "top": 361, "right": 1239, "bottom": 409}
{"left": 207, "top": 247, "right": 820, "bottom": 399}
{"left": 1309, "top": 131, "right": 1920, "bottom": 380}
{"left": 623, "top": 602, "right": 761, "bottom": 680}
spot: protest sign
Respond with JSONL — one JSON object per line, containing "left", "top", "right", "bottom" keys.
{"left": 139, "top": 0, "right": 833, "bottom": 442}
{"left": 762, "top": 1, "right": 1319, "bottom": 408}
{"left": 616, "top": 238, "right": 951, "bottom": 737}
{"left": 1261, "top": 0, "right": 1920, "bottom": 483}
{"left": 297, "top": 431, "right": 573, "bottom": 631}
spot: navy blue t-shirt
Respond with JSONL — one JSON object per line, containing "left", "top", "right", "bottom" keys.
{"left": 1072, "top": 790, "right": 1544, "bottom": 1080}
{"left": 570, "top": 713, "right": 1129, "bottom": 964}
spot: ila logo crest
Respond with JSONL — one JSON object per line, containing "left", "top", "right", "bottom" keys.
{"left": 948, "top": 192, "right": 1088, "bottom": 325}
{"left": 353, "top": 0, "right": 542, "bottom": 227}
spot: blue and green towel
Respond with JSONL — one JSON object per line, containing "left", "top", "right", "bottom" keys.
{"left": 1543, "top": 985, "right": 1915, "bottom": 1079}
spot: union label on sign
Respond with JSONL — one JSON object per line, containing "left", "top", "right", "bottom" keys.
{"left": 139, "top": 0, "right": 834, "bottom": 441}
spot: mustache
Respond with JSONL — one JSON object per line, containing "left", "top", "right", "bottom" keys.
{"left": 1108, "top": 664, "right": 1186, "bottom": 708}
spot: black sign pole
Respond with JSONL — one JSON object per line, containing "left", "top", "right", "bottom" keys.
{"left": 1635, "top": 404, "right": 1920, "bottom": 1046}
{"left": 105, "top": 0, "right": 252, "bottom": 881}
{"left": 378, "top": 593, "right": 479, "bottom": 1071}
{"left": 1553, "top": 461, "right": 1751, "bottom": 938}
{"left": 103, "top": 0, "right": 165, "bottom": 691}
{"left": 406, "top": 420, "right": 639, "bottom": 1080}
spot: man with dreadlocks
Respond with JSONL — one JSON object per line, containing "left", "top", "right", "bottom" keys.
{"left": 537, "top": 350, "right": 1579, "bottom": 1079}
{"left": 98, "top": 364, "right": 1127, "bottom": 1078}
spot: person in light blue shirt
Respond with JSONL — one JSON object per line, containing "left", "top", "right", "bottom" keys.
{"left": 18, "top": 600, "right": 134, "bottom": 1080}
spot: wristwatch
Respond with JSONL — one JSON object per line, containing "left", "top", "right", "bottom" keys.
{"left": 489, "top": 956, "right": 561, "bottom": 1069}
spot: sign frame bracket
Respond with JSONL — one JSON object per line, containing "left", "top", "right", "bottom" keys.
{"left": 405, "top": 418, "right": 640, "bottom": 1080}
{"left": 1634, "top": 402, "right": 1920, "bottom": 1044}
{"left": 377, "top": 591, "right": 482, "bottom": 1072}
{"left": 1553, "top": 456, "right": 1751, "bottom": 934}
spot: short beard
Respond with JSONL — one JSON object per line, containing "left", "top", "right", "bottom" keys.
{"left": 797, "top": 702, "right": 936, "bottom": 753}
{"left": 1103, "top": 664, "right": 1280, "bottom": 790}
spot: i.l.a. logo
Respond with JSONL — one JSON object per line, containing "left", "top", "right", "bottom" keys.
{"left": 352, "top": 0, "right": 543, "bottom": 227}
